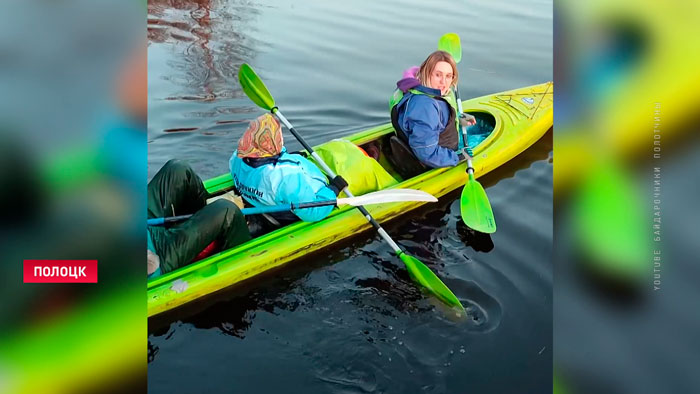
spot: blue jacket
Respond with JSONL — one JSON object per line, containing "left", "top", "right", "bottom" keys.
{"left": 229, "top": 148, "right": 336, "bottom": 222}
{"left": 396, "top": 85, "right": 459, "bottom": 168}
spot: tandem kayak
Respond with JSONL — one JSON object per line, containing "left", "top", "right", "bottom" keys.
{"left": 147, "top": 82, "right": 553, "bottom": 317}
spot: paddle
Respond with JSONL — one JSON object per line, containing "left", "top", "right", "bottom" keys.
{"left": 238, "top": 63, "right": 464, "bottom": 312}
{"left": 438, "top": 33, "right": 497, "bottom": 233}
{"left": 148, "top": 189, "right": 437, "bottom": 226}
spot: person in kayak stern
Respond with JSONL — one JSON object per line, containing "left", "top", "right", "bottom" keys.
{"left": 229, "top": 113, "right": 347, "bottom": 223}
{"left": 147, "top": 159, "right": 252, "bottom": 278}
{"left": 391, "top": 50, "right": 476, "bottom": 168}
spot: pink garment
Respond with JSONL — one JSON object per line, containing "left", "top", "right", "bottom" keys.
{"left": 397, "top": 65, "right": 421, "bottom": 93}
{"left": 402, "top": 66, "right": 419, "bottom": 79}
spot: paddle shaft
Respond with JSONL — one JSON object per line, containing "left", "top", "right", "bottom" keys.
{"left": 439, "top": 33, "right": 475, "bottom": 178}
{"left": 272, "top": 108, "right": 404, "bottom": 254}
{"left": 454, "top": 85, "right": 475, "bottom": 178}
{"left": 147, "top": 199, "right": 339, "bottom": 226}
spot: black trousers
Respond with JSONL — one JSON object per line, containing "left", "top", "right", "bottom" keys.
{"left": 148, "top": 160, "right": 251, "bottom": 274}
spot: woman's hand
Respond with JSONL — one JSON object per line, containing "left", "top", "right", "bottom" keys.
{"left": 462, "top": 146, "right": 474, "bottom": 158}
{"left": 459, "top": 113, "right": 476, "bottom": 127}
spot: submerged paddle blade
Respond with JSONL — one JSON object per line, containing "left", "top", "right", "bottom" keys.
{"left": 438, "top": 33, "right": 462, "bottom": 63}
{"left": 338, "top": 189, "right": 438, "bottom": 207}
{"left": 238, "top": 63, "right": 276, "bottom": 111}
{"left": 460, "top": 177, "right": 496, "bottom": 233}
{"left": 399, "top": 252, "right": 464, "bottom": 311}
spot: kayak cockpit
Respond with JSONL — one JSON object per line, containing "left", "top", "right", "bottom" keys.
{"left": 357, "top": 111, "right": 496, "bottom": 181}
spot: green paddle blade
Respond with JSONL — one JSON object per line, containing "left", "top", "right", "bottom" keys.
{"left": 572, "top": 158, "right": 647, "bottom": 280}
{"left": 238, "top": 63, "right": 275, "bottom": 110}
{"left": 438, "top": 33, "right": 462, "bottom": 63}
{"left": 460, "top": 175, "right": 497, "bottom": 233}
{"left": 399, "top": 252, "right": 464, "bottom": 311}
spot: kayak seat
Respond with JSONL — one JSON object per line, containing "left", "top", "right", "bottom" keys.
{"left": 246, "top": 214, "right": 274, "bottom": 238}
{"left": 388, "top": 135, "right": 427, "bottom": 179}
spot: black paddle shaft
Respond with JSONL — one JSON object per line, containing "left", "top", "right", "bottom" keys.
{"left": 273, "top": 110, "right": 394, "bottom": 242}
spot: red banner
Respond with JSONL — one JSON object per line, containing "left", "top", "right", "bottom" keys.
{"left": 23, "top": 260, "right": 98, "bottom": 283}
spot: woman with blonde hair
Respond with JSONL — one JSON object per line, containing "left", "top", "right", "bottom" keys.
{"left": 391, "top": 50, "right": 475, "bottom": 168}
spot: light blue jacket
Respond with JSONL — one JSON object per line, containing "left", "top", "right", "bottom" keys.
{"left": 229, "top": 148, "right": 336, "bottom": 222}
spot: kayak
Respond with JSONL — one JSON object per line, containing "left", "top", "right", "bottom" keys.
{"left": 147, "top": 82, "right": 553, "bottom": 317}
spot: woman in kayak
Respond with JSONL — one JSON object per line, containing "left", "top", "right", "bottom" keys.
{"left": 147, "top": 160, "right": 251, "bottom": 278}
{"left": 229, "top": 114, "right": 347, "bottom": 224}
{"left": 391, "top": 50, "right": 475, "bottom": 168}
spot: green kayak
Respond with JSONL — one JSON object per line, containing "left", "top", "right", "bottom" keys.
{"left": 148, "top": 82, "right": 553, "bottom": 317}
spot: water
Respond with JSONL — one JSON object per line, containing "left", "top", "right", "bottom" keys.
{"left": 148, "top": 0, "right": 552, "bottom": 392}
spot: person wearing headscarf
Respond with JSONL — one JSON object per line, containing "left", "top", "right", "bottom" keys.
{"left": 229, "top": 114, "right": 345, "bottom": 223}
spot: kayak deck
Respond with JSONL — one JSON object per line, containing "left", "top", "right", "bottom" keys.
{"left": 148, "top": 82, "right": 553, "bottom": 317}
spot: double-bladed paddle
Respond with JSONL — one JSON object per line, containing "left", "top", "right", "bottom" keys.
{"left": 438, "top": 33, "right": 497, "bottom": 233}
{"left": 238, "top": 63, "right": 464, "bottom": 312}
{"left": 148, "top": 188, "right": 437, "bottom": 226}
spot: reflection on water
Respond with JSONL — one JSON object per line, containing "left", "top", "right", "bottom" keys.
{"left": 148, "top": 0, "right": 552, "bottom": 178}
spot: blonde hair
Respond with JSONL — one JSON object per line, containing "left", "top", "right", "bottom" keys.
{"left": 418, "top": 50, "right": 458, "bottom": 92}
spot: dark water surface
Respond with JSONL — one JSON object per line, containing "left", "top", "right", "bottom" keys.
{"left": 148, "top": 0, "right": 552, "bottom": 392}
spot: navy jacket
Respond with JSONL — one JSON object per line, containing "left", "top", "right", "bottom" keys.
{"left": 396, "top": 84, "right": 459, "bottom": 168}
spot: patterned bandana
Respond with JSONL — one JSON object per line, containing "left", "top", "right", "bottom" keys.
{"left": 237, "top": 114, "right": 283, "bottom": 158}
